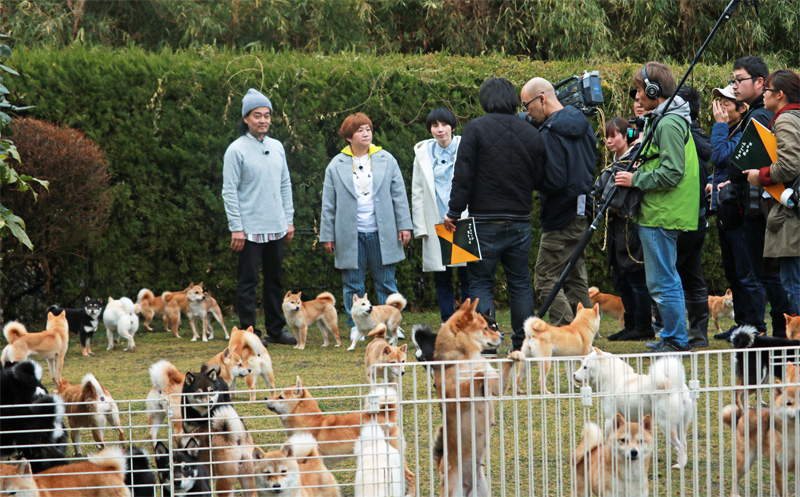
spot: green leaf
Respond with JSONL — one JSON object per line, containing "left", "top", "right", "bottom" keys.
{"left": 0, "top": 205, "right": 33, "bottom": 250}
{"left": 0, "top": 64, "right": 19, "bottom": 76}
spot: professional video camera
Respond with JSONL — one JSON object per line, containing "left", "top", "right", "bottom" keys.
{"left": 554, "top": 71, "right": 604, "bottom": 116}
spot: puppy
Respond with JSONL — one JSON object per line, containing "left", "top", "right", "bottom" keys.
{"left": 708, "top": 289, "right": 735, "bottom": 334}
{"left": 572, "top": 414, "right": 654, "bottom": 497}
{"left": 265, "top": 380, "right": 414, "bottom": 493}
{"left": 2, "top": 311, "right": 69, "bottom": 384}
{"left": 154, "top": 438, "right": 211, "bottom": 497}
{"left": 202, "top": 291, "right": 229, "bottom": 340}
{"left": 136, "top": 288, "right": 166, "bottom": 332}
{"left": 54, "top": 373, "right": 125, "bottom": 456}
{"left": 146, "top": 360, "right": 186, "bottom": 440}
{"left": 282, "top": 291, "right": 341, "bottom": 350}
{"left": 188, "top": 405, "right": 256, "bottom": 497}
{"left": 253, "top": 432, "right": 340, "bottom": 497}
{"left": 0, "top": 360, "right": 68, "bottom": 472}
{"left": 202, "top": 346, "right": 252, "bottom": 391}
{"left": 47, "top": 297, "right": 104, "bottom": 357}
{"left": 588, "top": 287, "right": 625, "bottom": 326}
{"left": 431, "top": 299, "right": 524, "bottom": 497}
{"left": 103, "top": 296, "right": 139, "bottom": 352}
{"left": 181, "top": 368, "right": 231, "bottom": 434}
{"left": 785, "top": 313, "right": 800, "bottom": 340}
{"left": 573, "top": 348, "right": 693, "bottom": 469}
{"left": 519, "top": 302, "right": 600, "bottom": 394}
{"left": 227, "top": 326, "right": 276, "bottom": 401}
{"left": 0, "top": 447, "right": 131, "bottom": 497}
{"left": 354, "top": 421, "right": 404, "bottom": 497}
{"left": 364, "top": 323, "right": 407, "bottom": 384}
{"left": 349, "top": 293, "right": 406, "bottom": 351}
{"left": 730, "top": 325, "right": 800, "bottom": 409}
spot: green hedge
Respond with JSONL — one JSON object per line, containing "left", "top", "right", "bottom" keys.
{"left": 6, "top": 47, "right": 746, "bottom": 318}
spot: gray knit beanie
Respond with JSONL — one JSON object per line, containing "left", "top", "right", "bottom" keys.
{"left": 241, "top": 88, "right": 273, "bottom": 117}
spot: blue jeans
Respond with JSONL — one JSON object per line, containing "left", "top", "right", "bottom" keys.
{"left": 780, "top": 257, "right": 800, "bottom": 316}
{"left": 341, "top": 232, "right": 398, "bottom": 328}
{"left": 433, "top": 266, "right": 471, "bottom": 322}
{"left": 639, "top": 226, "right": 688, "bottom": 347}
{"left": 468, "top": 221, "right": 535, "bottom": 351}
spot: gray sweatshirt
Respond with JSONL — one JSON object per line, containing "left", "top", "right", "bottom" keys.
{"left": 222, "top": 134, "right": 294, "bottom": 234}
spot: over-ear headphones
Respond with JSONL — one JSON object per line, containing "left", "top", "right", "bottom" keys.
{"left": 642, "top": 66, "right": 661, "bottom": 99}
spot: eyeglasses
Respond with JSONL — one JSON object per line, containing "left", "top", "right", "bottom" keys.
{"left": 729, "top": 76, "right": 757, "bottom": 86}
{"left": 763, "top": 88, "right": 780, "bottom": 93}
{"left": 522, "top": 94, "right": 542, "bottom": 111}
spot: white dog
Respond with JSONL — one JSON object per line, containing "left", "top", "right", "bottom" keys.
{"left": 354, "top": 421, "right": 404, "bottom": 497}
{"left": 103, "top": 296, "right": 139, "bottom": 351}
{"left": 573, "top": 347, "right": 694, "bottom": 469}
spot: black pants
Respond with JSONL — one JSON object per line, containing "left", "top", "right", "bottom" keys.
{"left": 236, "top": 239, "right": 286, "bottom": 335}
{"left": 676, "top": 220, "right": 708, "bottom": 304}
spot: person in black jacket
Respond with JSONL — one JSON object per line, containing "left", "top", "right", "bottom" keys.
{"left": 520, "top": 77, "right": 595, "bottom": 326}
{"left": 444, "top": 77, "right": 546, "bottom": 351}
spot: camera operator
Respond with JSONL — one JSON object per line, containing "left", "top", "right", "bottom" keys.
{"left": 520, "top": 77, "right": 595, "bottom": 326}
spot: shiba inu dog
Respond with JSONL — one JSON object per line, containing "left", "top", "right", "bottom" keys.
{"left": 785, "top": 312, "right": 800, "bottom": 340}
{"left": 188, "top": 405, "right": 256, "bottom": 497}
{"left": 136, "top": 288, "right": 166, "bottom": 332}
{"left": 411, "top": 310, "right": 502, "bottom": 365}
{"left": 154, "top": 438, "right": 211, "bottom": 497}
{"left": 227, "top": 326, "right": 276, "bottom": 401}
{"left": 265, "top": 380, "right": 414, "bottom": 493}
{"left": 572, "top": 414, "right": 654, "bottom": 497}
{"left": 253, "top": 432, "right": 340, "bottom": 497}
{"left": 181, "top": 368, "right": 231, "bottom": 434}
{"left": 2, "top": 311, "right": 69, "bottom": 384}
{"left": 123, "top": 447, "right": 157, "bottom": 497}
{"left": 708, "top": 289, "right": 735, "bottom": 334}
{"left": 54, "top": 373, "right": 125, "bottom": 456}
{"left": 0, "top": 447, "right": 131, "bottom": 496}
{"left": 282, "top": 291, "right": 341, "bottom": 350}
{"left": 203, "top": 347, "right": 252, "bottom": 390}
{"left": 573, "top": 348, "right": 693, "bottom": 469}
{"left": 201, "top": 291, "right": 229, "bottom": 340}
{"left": 47, "top": 297, "right": 104, "bottom": 357}
{"left": 519, "top": 302, "right": 601, "bottom": 394}
{"left": 354, "top": 421, "right": 403, "bottom": 497}
{"left": 588, "top": 287, "right": 625, "bottom": 326}
{"left": 166, "top": 282, "right": 211, "bottom": 342}
{"left": 431, "top": 299, "right": 524, "bottom": 497}
{"left": 364, "top": 323, "right": 407, "bottom": 384}
{"left": 349, "top": 293, "right": 406, "bottom": 351}
{"left": 146, "top": 360, "right": 186, "bottom": 440}
{"left": 730, "top": 325, "right": 800, "bottom": 409}
{"left": 0, "top": 360, "right": 68, "bottom": 472}
{"left": 103, "top": 297, "right": 139, "bottom": 352}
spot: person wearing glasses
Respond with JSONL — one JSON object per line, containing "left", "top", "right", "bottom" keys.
{"left": 519, "top": 77, "right": 596, "bottom": 327}
{"left": 711, "top": 56, "right": 793, "bottom": 340}
{"left": 319, "top": 113, "right": 412, "bottom": 343}
{"left": 443, "top": 78, "right": 545, "bottom": 351}
{"left": 743, "top": 69, "right": 800, "bottom": 318}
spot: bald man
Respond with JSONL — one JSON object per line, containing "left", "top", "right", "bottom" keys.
{"left": 520, "top": 77, "right": 596, "bottom": 326}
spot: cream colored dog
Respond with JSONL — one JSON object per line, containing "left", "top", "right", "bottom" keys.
{"left": 364, "top": 323, "right": 407, "bottom": 384}
{"left": 349, "top": 293, "right": 406, "bottom": 350}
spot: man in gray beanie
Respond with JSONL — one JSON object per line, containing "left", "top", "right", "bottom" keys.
{"left": 222, "top": 88, "right": 297, "bottom": 346}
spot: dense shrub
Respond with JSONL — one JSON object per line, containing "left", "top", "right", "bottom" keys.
{"left": 4, "top": 47, "right": 749, "bottom": 319}
{"left": 2, "top": 117, "right": 111, "bottom": 320}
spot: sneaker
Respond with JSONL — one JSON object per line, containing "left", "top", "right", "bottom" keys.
{"left": 396, "top": 326, "right": 405, "bottom": 340}
{"left": 650, "top": 339, "right": 689, "bottom": 353}
{"left": 610, "top": 329, "right": 655, "bottom": 342}
{"left": 265, "top": 329, "right": 297, "bottom": 346}
{"left": 713, "top": 325, "right": 739, "bottom": 341}
{"left": 606, "top": 328, "right": 630, "bottom": 341}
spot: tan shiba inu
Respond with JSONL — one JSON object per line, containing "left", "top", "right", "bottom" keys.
{"left": 54, "top": 374, "right": 125, "bottom": 456}
{"left": 203, "top": 346, "right": 253, "bottom": 390}
{"left": 708, "top": 289, "right": 735, "bottom": 334}
{"left": 1, "top": 311, "right": 69, "bottom": 385}
{"left": 431, "top": 299, "right": 524, "bottom": 497}
{"left": 572, "top": 414, "right": 654, "bottom": 497}
{"left": 145, "top": 360, "right": 186, "bottom": 440}
{"left": 0, "top": 447, "right": 131, "bottom": 496}
{"left": 136, "top": 288, "right": 167, "bottom": 331}
{"left": 282, "top": 291, "right": 341, "bottom": 350}
{"left": 253, "top": 432, "right": 340, "bottom": 497}
{"left": 265, "top": 379, "right": 414, "bottom": 494}
{"left": 588, "top": 287, "right": 625, "bottom": 325}
{"left": 227, "top": 326, "right": 276, "bottom": 401}
{"left": 519, "top": 302, "right": 601, "bottom": 394}
{"left": 164, "top": 282, "right": 218, "bottom": 341}
{"left": 349, "top": 293, "right": 406, "bottom": 351}
{"left": 364, "top": 323, "right": 407, "bottom": 384}
{"left": 785, "top": 312, "right": 800, "bottom": 340}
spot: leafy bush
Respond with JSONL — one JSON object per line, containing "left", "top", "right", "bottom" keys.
{"left": 5, "top": 47, "right": 740, "bottom": 319}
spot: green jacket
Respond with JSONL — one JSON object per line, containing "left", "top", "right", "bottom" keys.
{"left": 632, "top": 113, "right": 700, "bottom": 231}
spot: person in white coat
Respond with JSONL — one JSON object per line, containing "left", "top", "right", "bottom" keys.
{"left": 411, "top": 108, "right": 470, "bottom": 322}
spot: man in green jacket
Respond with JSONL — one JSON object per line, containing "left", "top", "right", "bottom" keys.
{"left": 615, "top": 62, "right": 700, "bottom": 352}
